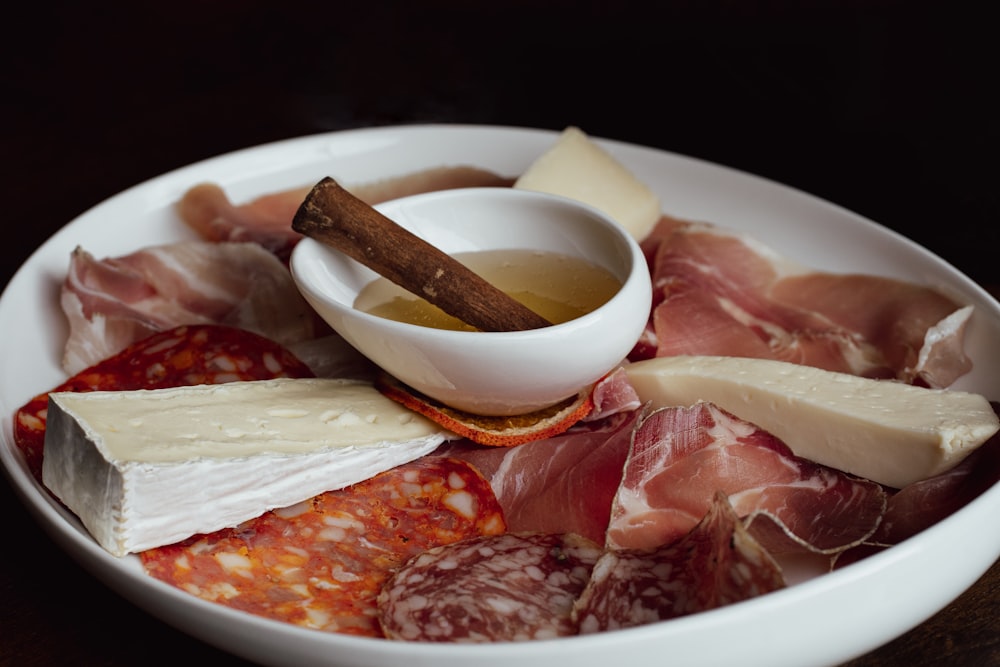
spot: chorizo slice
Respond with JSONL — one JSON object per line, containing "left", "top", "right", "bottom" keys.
{"left": 140, "top": 456, "right": 506, "bottom": 637}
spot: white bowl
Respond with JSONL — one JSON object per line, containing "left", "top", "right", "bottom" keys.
{"left": 3, "top": 126, "right": 999, "bottom": 667}
{"left": 289, "top": 187, "right": 652, "bottom": 415}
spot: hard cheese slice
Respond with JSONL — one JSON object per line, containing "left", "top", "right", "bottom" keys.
{"left": 625, "top": 355, "right": 999, "bottom": 488}
{"left": 42, "top": 377, "right": 451, "bottom": 556}
{"left": 514, "top": 126, "right": 661, "bottom": 241}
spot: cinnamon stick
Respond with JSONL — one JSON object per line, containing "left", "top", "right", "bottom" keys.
{"left": 292, "top": 177, "right": 553, "bottom": 332}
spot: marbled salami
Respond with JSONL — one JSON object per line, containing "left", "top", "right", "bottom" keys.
{"left": 140, "top": 456, "right": 506, "bottom": 637}
{"left": 574, "top": 492, "right": 785, "bottom": 633}
{"left": 378, "top": 532, "right": 603, "bottom": 642}
{"left": 13, "top": 324, "right": 314, "bottom": 483}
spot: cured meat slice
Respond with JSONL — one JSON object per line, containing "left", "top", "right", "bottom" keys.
{"left": 585, "top": 366, "right": 642, "bottom": 421}
{"left": 606, "top": 403, "right": 886, "bottom": 556}
{"left": 574, "top": 491, "right": 785, "bottom": 633}
{"left": 347, "top": 166, "right": 515, "bottom": 205}
{"left": 61, "top": 241, "right": 319, "bottom": 374}
{"left": 634, "top": 216, "right": 972, "bottom": 388}
{"left": 436, "top": 409, "right": 640, "bottom": 544}
{"left": 140, "top": 457, "right": 506, "bottom": 637}
{"left": 13, "top": 324, "right": 314, "bottom": 483}
{"left": 378, "top": 532, "right": 603, "bottom": 642}
{"left": 177, "top": 183, "right": 310, "bottom": 264}
{"left": 769, "top": 274, "right": 974, "bottom": 388}
{"left": 177, "top": 166, "right": 514, "bottom": 262}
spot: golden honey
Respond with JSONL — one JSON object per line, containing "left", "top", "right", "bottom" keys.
{"left": 354, "top": 249, "right": 622, "bottom": 331}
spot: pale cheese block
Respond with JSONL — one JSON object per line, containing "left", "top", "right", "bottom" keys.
{"left": 625, "top": 355, "right": 999, "bottom": 489}
{"left": 42, "top": 377, "right": 451, "bottom": 557}
{"left": 514, "top": 126, "right": 661, "bottom": 241}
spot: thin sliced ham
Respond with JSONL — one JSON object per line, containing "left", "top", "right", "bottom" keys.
{"left": 435, "top": 410, "right": 639, "bottom": 545}
{"left": 634, "top": 216, "right": 972, "bottom": 388}
{"left": 574, "top": 491, "right": 785, "bottom": 633}
{"left": 176, "top": 183, "right": 308, "bottom": 264}
{"left": 61, "top": 241, "right": 318, "bottom": 374}
{"left": 770, "top": 274, "right": 973, "bottom": 388}
{"left": 586, "top": 366, "right": 642, "bottom": 421}
{"left": 346, "top": 166, "right": 515, "bottom": 204}
{"left": 433, "top": 371, "right": 643, "bottom": 543}
{"left": 177, "top": 166, "right": 514, "bottom": 263}
{"left": 606, "top": 403, "right": 886, "bottom": 556}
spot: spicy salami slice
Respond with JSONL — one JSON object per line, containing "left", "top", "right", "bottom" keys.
{"left": 140, "top": 456, "right": 506, "bottom": 638}
{"left": 13, "top": 324, "right": 314, "bottom": 483}
{"left": 378, "top": 532, "right": 603, "bottom": 642}
{"left": 573, "top": 491, "right": 785, "bottom": 633}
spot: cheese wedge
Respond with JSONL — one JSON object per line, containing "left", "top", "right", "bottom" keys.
{"left": 514, "top": 126, "right": 661, "bottom": 241}
{"left": 625, "top": 356, "right": 999, "bottom": 488}
{"left": 42, "top": 378, "right": 451, "bottom": 556}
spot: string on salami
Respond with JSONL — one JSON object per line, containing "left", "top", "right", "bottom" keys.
{"left": 13, "top": 324, "right": 315, "bottom": 483}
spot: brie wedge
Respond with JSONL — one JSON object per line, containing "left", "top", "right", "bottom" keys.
{"left": 514, "top": 126, "right": 661, "bottom": 241}
{"left": 42, "top": 377, "right": 451, "bottom": 557}
{"left": 625, "top": 355, "right": 999, "bottom": 488}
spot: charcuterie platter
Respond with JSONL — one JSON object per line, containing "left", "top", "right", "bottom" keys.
{"left": 1, "top": 124, "right": 998, "bottom": 667}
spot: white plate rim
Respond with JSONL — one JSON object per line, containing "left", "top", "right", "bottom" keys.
{"left": 1, "top": 122, "right": 998, "bottom": 667}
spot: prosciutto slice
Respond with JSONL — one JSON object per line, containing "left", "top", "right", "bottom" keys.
{"left": 634, "top": 216, "right": 972, "bottom": 388}
{"left": 436, "top": 410, "right": 639, "bottom": 545}
{"left": 177, "top": 166, "right": 514, "bottom": 263}
{"left": 177, "top": 183, "right": 309, "bottom": 264}
{"left": 574, "top": 492, "right": 785, "bottom": 633}
{"left": 61, "top": 241, "right": 318, "bottom": 374}
{"left": 606, "top": 403, "right": 886, "bottom": 556}
{"left": 586, "top": 366, "right": 642, "bottom": 421}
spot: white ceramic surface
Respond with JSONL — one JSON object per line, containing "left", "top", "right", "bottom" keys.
{"left": 290, "top": 187, "right": 651, "bottom": 415}
{"left": 1, "top": 124, "right": 999, "bottom": 667}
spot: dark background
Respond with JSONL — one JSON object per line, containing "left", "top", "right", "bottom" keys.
{"left": 2, "top": 1, "right": 997, "bottom": 665}
{"left": 4, "top": 1, "right": 998, "bottom": 290}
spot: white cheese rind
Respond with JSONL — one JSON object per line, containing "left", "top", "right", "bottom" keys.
{"left": 41, "top": 378, "right": 450, "bottom": 557}
{"left": 625, "top": 355, "right": 999, "bottom": 488}
{"left": 514, "top": 126, "right": 661, "bottom": 241}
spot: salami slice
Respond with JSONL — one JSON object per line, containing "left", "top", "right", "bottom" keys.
{"left": 378, "top": 532, "right": 603, "bottom": 642}
{"left": 13, "top": 324, "right": 314, "bottom": 483}
{"left": 574, "top": 491, "right": 785, "bottom": 633}
{"left": 140, "top": 456, "right": 506, "bottom": 637}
